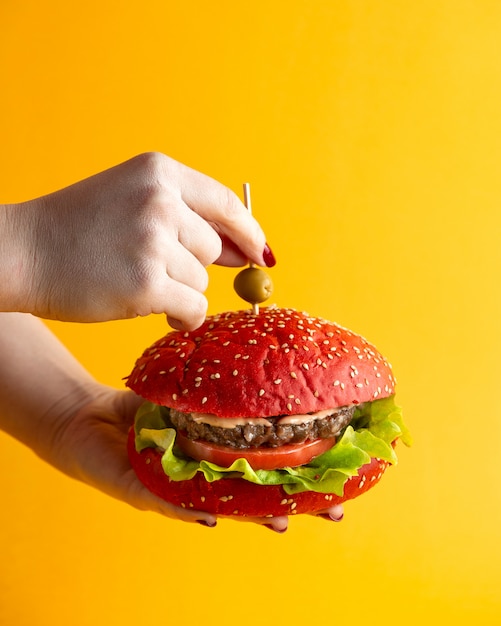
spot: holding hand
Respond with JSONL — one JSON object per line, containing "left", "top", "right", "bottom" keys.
{"left": 0, "top": 152, "right": 275, "bottom": 330}
{"left": 49, "top": 387, "right": 344, "bottom": 532}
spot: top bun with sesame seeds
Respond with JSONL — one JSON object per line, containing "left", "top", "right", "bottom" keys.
{"left": 126, "top": 306, "right": 411, "bottom": 518}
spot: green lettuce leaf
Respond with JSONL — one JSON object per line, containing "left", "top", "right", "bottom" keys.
{"left": 134, "top": 396, "right": 410, "bottom": 496}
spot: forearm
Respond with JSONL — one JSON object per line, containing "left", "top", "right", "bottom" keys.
{"left": 0, "top": 312, "right": 98, "bottom": 457}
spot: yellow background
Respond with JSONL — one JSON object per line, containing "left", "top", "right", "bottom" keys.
{"left": 1, "top": 1, "right": 500, "bottom": 624}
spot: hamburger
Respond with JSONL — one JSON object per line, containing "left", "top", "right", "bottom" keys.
{"left": 126, "top": 306, "right": 410, "bottom": 518}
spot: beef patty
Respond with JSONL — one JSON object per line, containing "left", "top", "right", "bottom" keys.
{"left": 168, "top": 405, "right": 355, "bottom": 449}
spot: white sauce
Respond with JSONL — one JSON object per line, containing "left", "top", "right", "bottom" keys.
{"left": 191, "top": 413, "right": 272, "bottom": 429}
{"left": 190, "top": 408, "right": 335, "bottom": 429}
{"left": 277, "top": 408, "right": 335, "bottom": 425}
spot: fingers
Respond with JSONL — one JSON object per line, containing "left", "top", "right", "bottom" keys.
{"left": 175, "top": 207, "right": 223, "bottom": 268}
{"left": 313, "top": 504, "right": 345, "bottom": 523}
{"left": 129, "top": 485, "right": 217, "bottom": 528}
{"left": 171, "top": 158, "right": 270, "bottom": 267}
{"left": 158, "top": 280, "right": 209, "bottom": 331}
{"left": 222, "top": 514, "right": 289, "bottom": 533}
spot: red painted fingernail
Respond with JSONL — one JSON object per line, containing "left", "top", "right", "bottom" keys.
{"left": 263, "top": 243, "right": 276, "bottom": 267}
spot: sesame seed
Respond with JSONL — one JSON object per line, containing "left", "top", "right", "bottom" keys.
{"left": 290, "top": 372, "right": 298, "bottom": 379}
{"left": 302, "top": 363, "right": 309, "bottom": 370}
{"left": 232, "top": 370, "right": 238, "bottom": 376}
{"left": 274, "top": 379, "right": 282, "bottom": 384}
{"left": 259, "top": 389, "right": 265, "bottom": 396}
{"left": 201, "top": 397, "right": 207, "bottom": 404}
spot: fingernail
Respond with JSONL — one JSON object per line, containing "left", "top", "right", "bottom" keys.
{"left": 197, "top": 520, "right": 217, "bottom": 528}
{"left": 264, "top": 524, "right": 287, "bottom": 534}
{"left": 262, "top": 243, "right": 277, "bottom": 268}
{"left": 320, "top": 513, "right": 344, "bottom": 522}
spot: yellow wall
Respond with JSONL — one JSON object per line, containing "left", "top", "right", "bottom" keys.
{"left": 1, "top": 1, "right": 501, "bottom": 624}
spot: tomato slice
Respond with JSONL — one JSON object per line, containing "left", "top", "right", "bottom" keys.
{"left": 175, "top": 431, "right": 336, "bottom": 471}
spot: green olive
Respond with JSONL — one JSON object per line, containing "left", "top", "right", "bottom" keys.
{"left": 234, "top": 266, "right": 274, "bottom": 304}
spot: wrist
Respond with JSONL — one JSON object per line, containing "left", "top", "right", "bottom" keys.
{"left": 0, "top": 201, "right": 37, "bottom": 313}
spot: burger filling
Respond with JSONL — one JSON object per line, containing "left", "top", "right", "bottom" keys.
{"left": 134, "top": 397, "right": 410, "bottom": 496}
{"left": 168, "top": 406, "right": 355, "bottom": 449}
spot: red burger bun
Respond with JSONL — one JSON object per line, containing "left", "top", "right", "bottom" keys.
{"left": 126, "top": 306, "right": 401, "bottom": 518}
{"left": 127, "top": 428, "right": 390, "bottom": 517}
{"left": 127, "top": 307, "right": 395, "bottom": 417}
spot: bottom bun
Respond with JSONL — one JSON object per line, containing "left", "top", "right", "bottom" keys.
{"left": 127, "top": 427, "right": 390, "bottom": 517}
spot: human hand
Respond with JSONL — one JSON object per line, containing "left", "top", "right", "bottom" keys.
{"left": 47, "top": 385, "right": 271, "bottom": 528}
{"left": 48, "top": 386, "right": 221, "bottom": 524}
{"left": 52, "top": 386, "right": 343, "bottom": 531}
{"left": 3, "top": 152, "right": 274, "bottom": 329}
